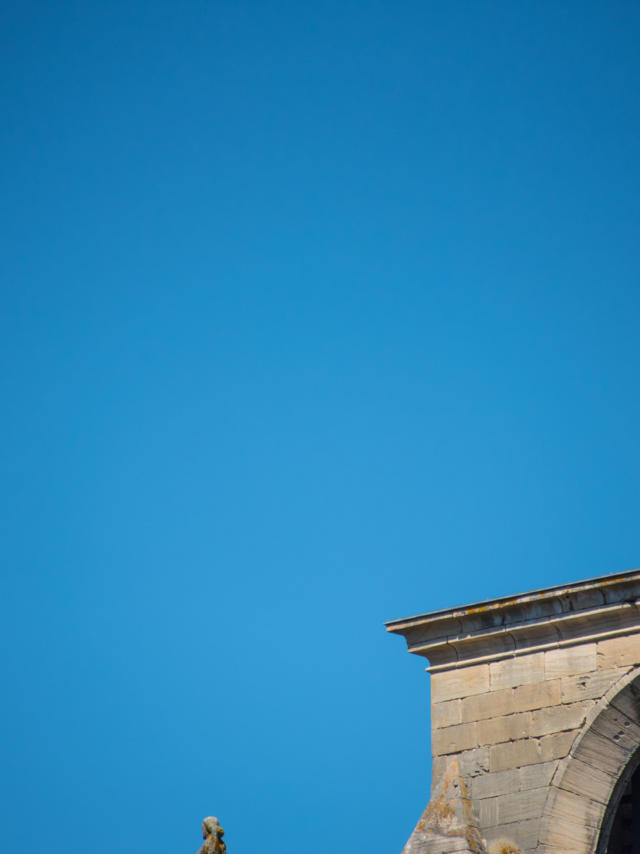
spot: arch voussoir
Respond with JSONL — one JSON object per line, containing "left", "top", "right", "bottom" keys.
{"left": 540, "top": 670, "right": 640, "bottom": 854}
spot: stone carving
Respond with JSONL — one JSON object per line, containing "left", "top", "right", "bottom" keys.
{"left": 197, "top": 816, "right": 226, "bottom": 854}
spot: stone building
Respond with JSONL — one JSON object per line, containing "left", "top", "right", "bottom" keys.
{"left": 386, "top": 569, "right": 640, "bottom": 854}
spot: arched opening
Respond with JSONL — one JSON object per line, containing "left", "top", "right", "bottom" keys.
{"left": 541, "top": 670, "right": 640, "bottom": 854}
{"left": 597, "top": 747, "right": 640, "bottom": 854}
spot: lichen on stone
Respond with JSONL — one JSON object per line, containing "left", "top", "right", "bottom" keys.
{"left": 196, "top": 816, "right": 226, "bottom": 854}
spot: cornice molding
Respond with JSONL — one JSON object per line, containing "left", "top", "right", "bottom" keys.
{"left": 386, "top": 569, "right": 640, "bottom": 673}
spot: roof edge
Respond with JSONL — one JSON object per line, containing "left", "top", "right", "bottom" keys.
{"left": 385, "top": 568, "right": 640, "bottom": 632}
{"left": 386, "top": 568, "right": 640, "bottom": 670}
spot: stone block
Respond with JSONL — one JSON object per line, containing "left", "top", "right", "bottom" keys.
{"left": 489, "top": 738, "right": 540, "bottom": 772}
{"left": 484, "top": 818, "right": 540, "bottom": 854}
{"left": 471, "top": 767, "right": 520, "bottom": 800}
{"left": 544, "top": 644, "right": 596, "bottom": 679}
{"left": 573, "top": 730, "right": 628, "bottom": 777}
{"left": 416, "top": 839, "right": 475, "bottom": 853}
{"left": 519, "top": 760, "right": 557, "bottom": 792}
{"left": 432, "top": 698, "right": 462, "bottom": 729}
{"left": 432, "top": 722, "right": 477, "bottom": 756}
{"left": 461, "top": 682, "right": 563, "bottom": 722}
{"left": 546, "top": 787, "right": 602, "bottom": 829}
{"left": 529, "top": 702, "right": 590, "bottom": 738}
{"left": 542, "top": 817, "right": 597, "bottom": 850}
{"left": 490, "top": 653, "right": 544, "bottom": 691}
{"left": 477, "top": 712, "right": 531, "bottom": 746}
{"left": 597, "top": 635, "right": 640, "bottom": 669}
{"left": 431, "top": 664, "right": 489, "bottom": 704}
{"left": 610, "top": 678, "right": 640, "bottom": 724}
{"left": 560, "top": 668, "right": 626, "bottom": 703}
{"left": 590, "top": 704, "right": 640, "bottom": 753}
{"left": 461, "top": 689, "right": 512, "bottom": 723}
{"left": 458, "top": 746, "right": 490, "bottom": 778}
{"left": 476, "top": 797, "right": 497, "bottom": 829}
{"left": 558, "top": 756, "right": 616, "bottom": 805}
{"left": 538, "top": 730, "right": 575, "bottom": 762}
{"left": 477, "top": 787, "right": 547, "bottom": 826}
{"left": 512, "top": 679, "right": 562, "bottom": 712}
{"left": 470, "top": 760, "right": 557, "bottom": 802}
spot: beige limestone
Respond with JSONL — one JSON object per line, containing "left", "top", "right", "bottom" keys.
{"left": 597, "top": 634, "right": 640, "bottom": 668}
{"left": 490, "top": 653, "right": 544, "bottom": 691}
{"left": 432, "top": 722, "right": 478, "bottom": 756}
{"left": 476, "top": 712, "right": 531, "bottom": 746}
{"left": 544, "top": 644, "right": 597, "bottom": 679}
{"left": 431, "top": 663, "right": 490, "bottom": 704}
{"left": 528, "top": 701, "right": 590, "bottom": 737}
{"left": 431, "top": 698, "right": 462, "bottom": 728}
{"left": 386, "top": 569, "right": 640, "bottom": 854}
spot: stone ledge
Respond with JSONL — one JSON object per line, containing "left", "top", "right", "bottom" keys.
{"left": 386, "top": 569, "right": 640, "bottom": 671}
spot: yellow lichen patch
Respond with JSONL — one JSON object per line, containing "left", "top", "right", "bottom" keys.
{"left": 487, "top": 839, "right": 522, "bottom": 854}
{"left": 419, "top": 759, "right": 485, "bottom": 852}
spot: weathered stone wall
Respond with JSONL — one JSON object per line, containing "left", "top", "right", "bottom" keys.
{"left": 387, "top": 571, "right": 640, "bottom": 854}
{"left": 430, "top": 639, "right": 640, "bottom": 852}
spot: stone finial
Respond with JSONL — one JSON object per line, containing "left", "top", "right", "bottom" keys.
{"left": 197, "top": 816, "right": 226, "bottom": 854}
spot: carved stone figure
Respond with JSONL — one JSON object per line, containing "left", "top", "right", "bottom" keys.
{"left": 197, "top": 816, "right": 226, "bottom": 854}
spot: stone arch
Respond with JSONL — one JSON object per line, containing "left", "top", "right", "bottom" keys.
{"left": 595, "top": 744, "right": 640, "bottom": 854}
{"left": 539, "top": 667, "right": 640, "bottom": 854}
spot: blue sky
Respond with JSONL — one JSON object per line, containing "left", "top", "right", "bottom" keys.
{"left": 1, "top": 2, "right": 639, "bottom": 853}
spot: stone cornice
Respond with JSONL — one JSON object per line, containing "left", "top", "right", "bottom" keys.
{"left": 385, "top": 569, "right": 640, "bottom": 673}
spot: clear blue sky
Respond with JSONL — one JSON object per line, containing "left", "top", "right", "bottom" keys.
{"left": 1, "top": 2, "right": 639, "bottom": 852}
